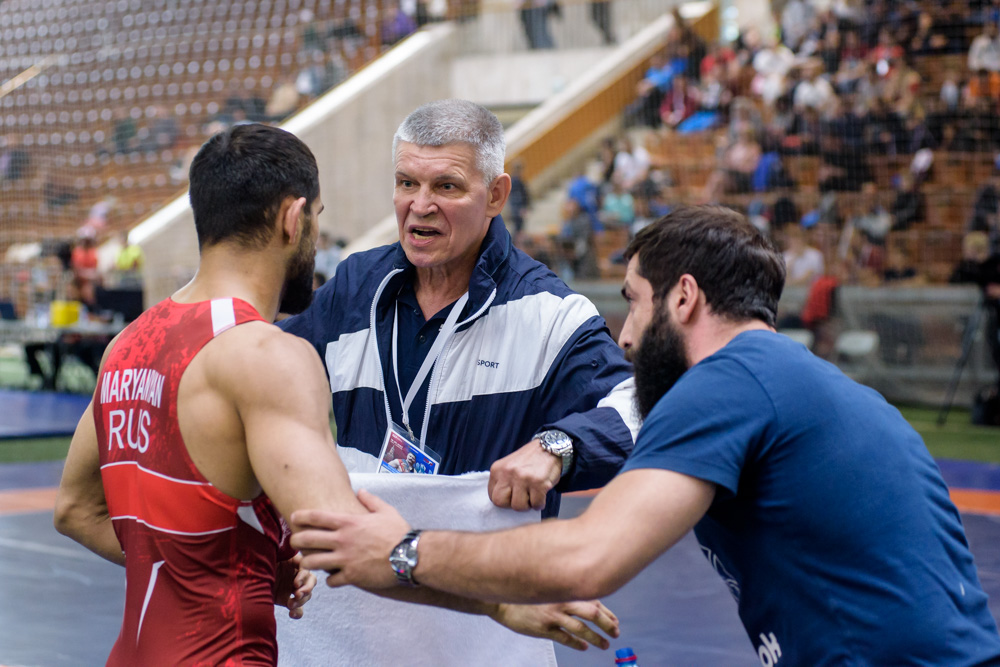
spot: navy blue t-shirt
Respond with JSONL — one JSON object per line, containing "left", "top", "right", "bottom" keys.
{"left": 622, "top": 331, "right": 1000, "bottom": 666}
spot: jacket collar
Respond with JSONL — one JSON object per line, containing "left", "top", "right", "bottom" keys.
{"left": 388, "top": 215, "right": 511, "bottom": 315}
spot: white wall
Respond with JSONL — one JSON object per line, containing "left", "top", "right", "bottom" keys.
{"left": 451, "top": 48, "right": 611, "bottom": 107}
{"left": 132, "top": 24, "right": 459, "bottom": 305}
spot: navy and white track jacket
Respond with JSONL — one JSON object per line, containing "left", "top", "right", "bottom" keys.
{"left": 280, "top": 217, "right": 639, "bottom": 516}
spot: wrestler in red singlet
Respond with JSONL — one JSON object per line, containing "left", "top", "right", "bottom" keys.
{"left": 94, "top": 296, "right": 290, "bottom": 666}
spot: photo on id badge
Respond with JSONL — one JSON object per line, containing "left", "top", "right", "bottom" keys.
{"left": 379, "top": 426, "right": 439, "bottom": 474}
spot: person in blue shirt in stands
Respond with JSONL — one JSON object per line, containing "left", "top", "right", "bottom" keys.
{"left": 279, "top": 99, "right": 638, "bottom": 518}
{"left": 293, "top": 205, "right": 1000, "bottom": 666}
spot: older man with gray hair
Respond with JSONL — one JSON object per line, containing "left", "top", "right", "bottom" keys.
{"left": 281, "top": 98, "right": 637, "bottom": 516}
{"left": 277, "top": 99, "right": 636, "bottom": 662}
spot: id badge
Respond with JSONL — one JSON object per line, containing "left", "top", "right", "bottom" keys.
{"left": 377, "top": 421, "right": 442, "bottom": 475}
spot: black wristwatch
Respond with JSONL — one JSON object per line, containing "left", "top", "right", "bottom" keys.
{"left": 533, "top": 429, "right": 574, "bottom": 478}
{"left": 389, "top": 529, "right": 423, "bottom": 587}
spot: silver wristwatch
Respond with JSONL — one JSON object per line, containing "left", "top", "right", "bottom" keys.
{"left": 533, "top": 429, "right": 574, "bottom": 478}
{"left": 389, "top": 529, "right": 422, "bottom": 587}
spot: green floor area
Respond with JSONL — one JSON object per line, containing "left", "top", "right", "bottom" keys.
{"left": 1, "top": 406, "right": 997, "bottom": 465}
{"left": 899, "top": 406, "right": 1000, "bottom": 464}
{"left": 0, "top": 349, "right": 97, "bottom": 394}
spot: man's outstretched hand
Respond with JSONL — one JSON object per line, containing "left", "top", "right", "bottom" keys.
{"left": 491, "top": 600, "right": 620, "bottom": 651}
{"left": 292, "top": 489, "right": 411, "bottom": 590}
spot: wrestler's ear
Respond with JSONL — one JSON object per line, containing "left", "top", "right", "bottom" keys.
{"left": 278, "top": 196, "right": 308, "bottom": 246}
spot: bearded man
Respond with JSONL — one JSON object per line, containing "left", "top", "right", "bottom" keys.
{"left": 292, "top": 205, "right": 1000, "bottom": 666}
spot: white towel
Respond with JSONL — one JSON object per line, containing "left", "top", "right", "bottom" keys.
{"left": 275, "top": 447, "right": 557, "bottom": 666}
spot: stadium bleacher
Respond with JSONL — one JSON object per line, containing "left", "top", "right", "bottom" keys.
{"left": 0, "top": 0, "right": 393, "bottom": 256}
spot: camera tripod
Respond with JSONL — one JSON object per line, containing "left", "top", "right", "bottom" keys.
{"left": 938, "top": 298, "right": 987, "bottom": 426}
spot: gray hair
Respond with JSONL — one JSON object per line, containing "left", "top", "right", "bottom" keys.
{"left": 392, "top": 99, "right": 506, "bottom": 184}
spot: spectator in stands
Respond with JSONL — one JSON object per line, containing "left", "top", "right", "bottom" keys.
{"left": 964, "top": 234, "right": 1000, "bottom": 386}
{"left": 969, "top": 22, "right": 1000, "bottom": 72}
{"left": 611, "top": 136, "right": 650, "bottom": 191}
{"left": 265, "top": 75, "right": 301, "bottom": 121}
{"left": 799, "top": 257, "right": 850, "bottom": 358}
{"left": 966, "top": 67, "right": 1000, "bottom": 104}
{"left": 596, "top": 136, "right": 617, "bottom": 190}
{"left": 589, "top": 0, "right": 613, "bottom": 45}
{"left": 864, "top": 96, "right": 908, "bottom": 155}
{"left": 940, "top": 0, "right": 973, "bottom": 54}
{"left": 136, "top": 106, "right": 179, "bottom": 153}
{"left": 558, "top": 198, "right": 599, "bottom": 279}
{"left": 674, "top": 62, "right": 730, "bottom": 134}
{"left": 909, "top": 10, "right": 951, "bottom": 55}
{"left": 950, "top": 231, "right": 991, "bottom": 284}
{"left": 842, "top": 183, "right": 890, "bottom": 282}
{"left": 0, "top": 135, "right": 29, "bottom": 182}
{"left": 627, "top": 51, "right": 684, "bottom": 128}
{"left": 780, "top": 103, "right": 821, "bottom": 154}
{"left": 969, "top": 162, "right": 1000, "bottom": 238}
{"left": 567, "top": 166, "right": 602, "bottom": 231}
{"left": 752, "top": 33, "right": 796, "bottom": 105}
{"left": 42, "top": 171, "right": 78, "bottom": 210}
{"left": 599, "top": 180, "right": 635, "bottom": 228}
{"left": 518, "top": 0, "right": 556, "bottom": 50}
{"left": 818, "top": 99, "right": 872, "bottom": 192}
{"left": 701, "top": 127, "right": 762, "bottom": 203}
{"left": 806, "top": 25, "right": 834, "bottom": 75}
{"left": 110, "top": 107, "right": 137, "bottom": 155}
{"left": 299, "top": 9, "right": 324, "bottom": 55}
{"left": 630, "top": 191, "right": 657, "bottom": 236}
{"left": 70, "top": 228, "right": 100, "bottom": 308}
{"left": 112, "top": 232, "right": 145, "bottom": 290}
{"left": 940, "top": 69, "right": 962, "bottom": 111}
{"left": 792, "top": 59, "right": 837, "bottom": 113}
{"left": 869, "top": 28, "right": 904, "bottom": 73}
{"left": 982, "top": 0, "right": 1000, "bottom": 26}
{"left": 767, "top": 96, "right": 796, "bottom": 149}
{"left": 672, "top": 7, "right": 707, "bottom": 81}
{"left": 296, "top": 51, "right": 331, "bottom": 98}
{"left": 955, "top": 96, "right": 1000, "bottom": 153}
{"left": 727, "top": 96, "right": 764, "bottom": 144}
{"left": 781, "top": 0, "right": 815, "bottom": 52}
{"left": 506, "top": 161, "right": 531, "bottom": 237}
{"left": 783, "top": 221, "right": 825, "bottom": 287}
{"left": 381, "top": 2, "right": 418, "bottom": 45}
{"left": 858, "top": 0, "right": 887, "bottom": 49}
{"left": 726, "top": 44, "right": 758, "bottom": 98}
{"left": 220, "top": 82, "right": 268, "bottom": 125}
{"left": 890, "top": 172, "right": 926, "bottom": 230}
{"left": 833, "top": 30, "right": 868, "bottom": 95}
{"left": 700, "top": 43, "right": 735, "bottom": 82}
{"left": 659, "top": 73, "right": 699, "bottom": 130}
{"left": 331, "top": 50, "right": 350, "bottom": 87}
{"left": 883, "top": 242, "right": 926, "bottom": 286}
{"left": 752, "top": 138, "right": 794, "bottom": 193}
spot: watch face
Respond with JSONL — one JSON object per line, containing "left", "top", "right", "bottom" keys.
{"left": 390, "top": 532, "right": 420, "bottom": 585}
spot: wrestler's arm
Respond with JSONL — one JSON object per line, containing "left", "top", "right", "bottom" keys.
{"left": 55, "top": 339, "right": 126, "bottom": 566}
{"left": 234, "top": 330, "right": 617, "bottom": 647}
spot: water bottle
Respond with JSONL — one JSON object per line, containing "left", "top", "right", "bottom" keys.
{"left": 614, "top": 647, "right": 638, "bottom": 666}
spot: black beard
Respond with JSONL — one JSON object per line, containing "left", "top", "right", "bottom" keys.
{"left": 279, "top": 235, "right": 316, "bottom": 315}
{"left": 631, "top": 306, "right": 690, "bottom": 420}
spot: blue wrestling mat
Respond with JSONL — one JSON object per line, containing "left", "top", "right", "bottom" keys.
{"left": 0, "top": 389, "right": 90, "bottom": 439}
